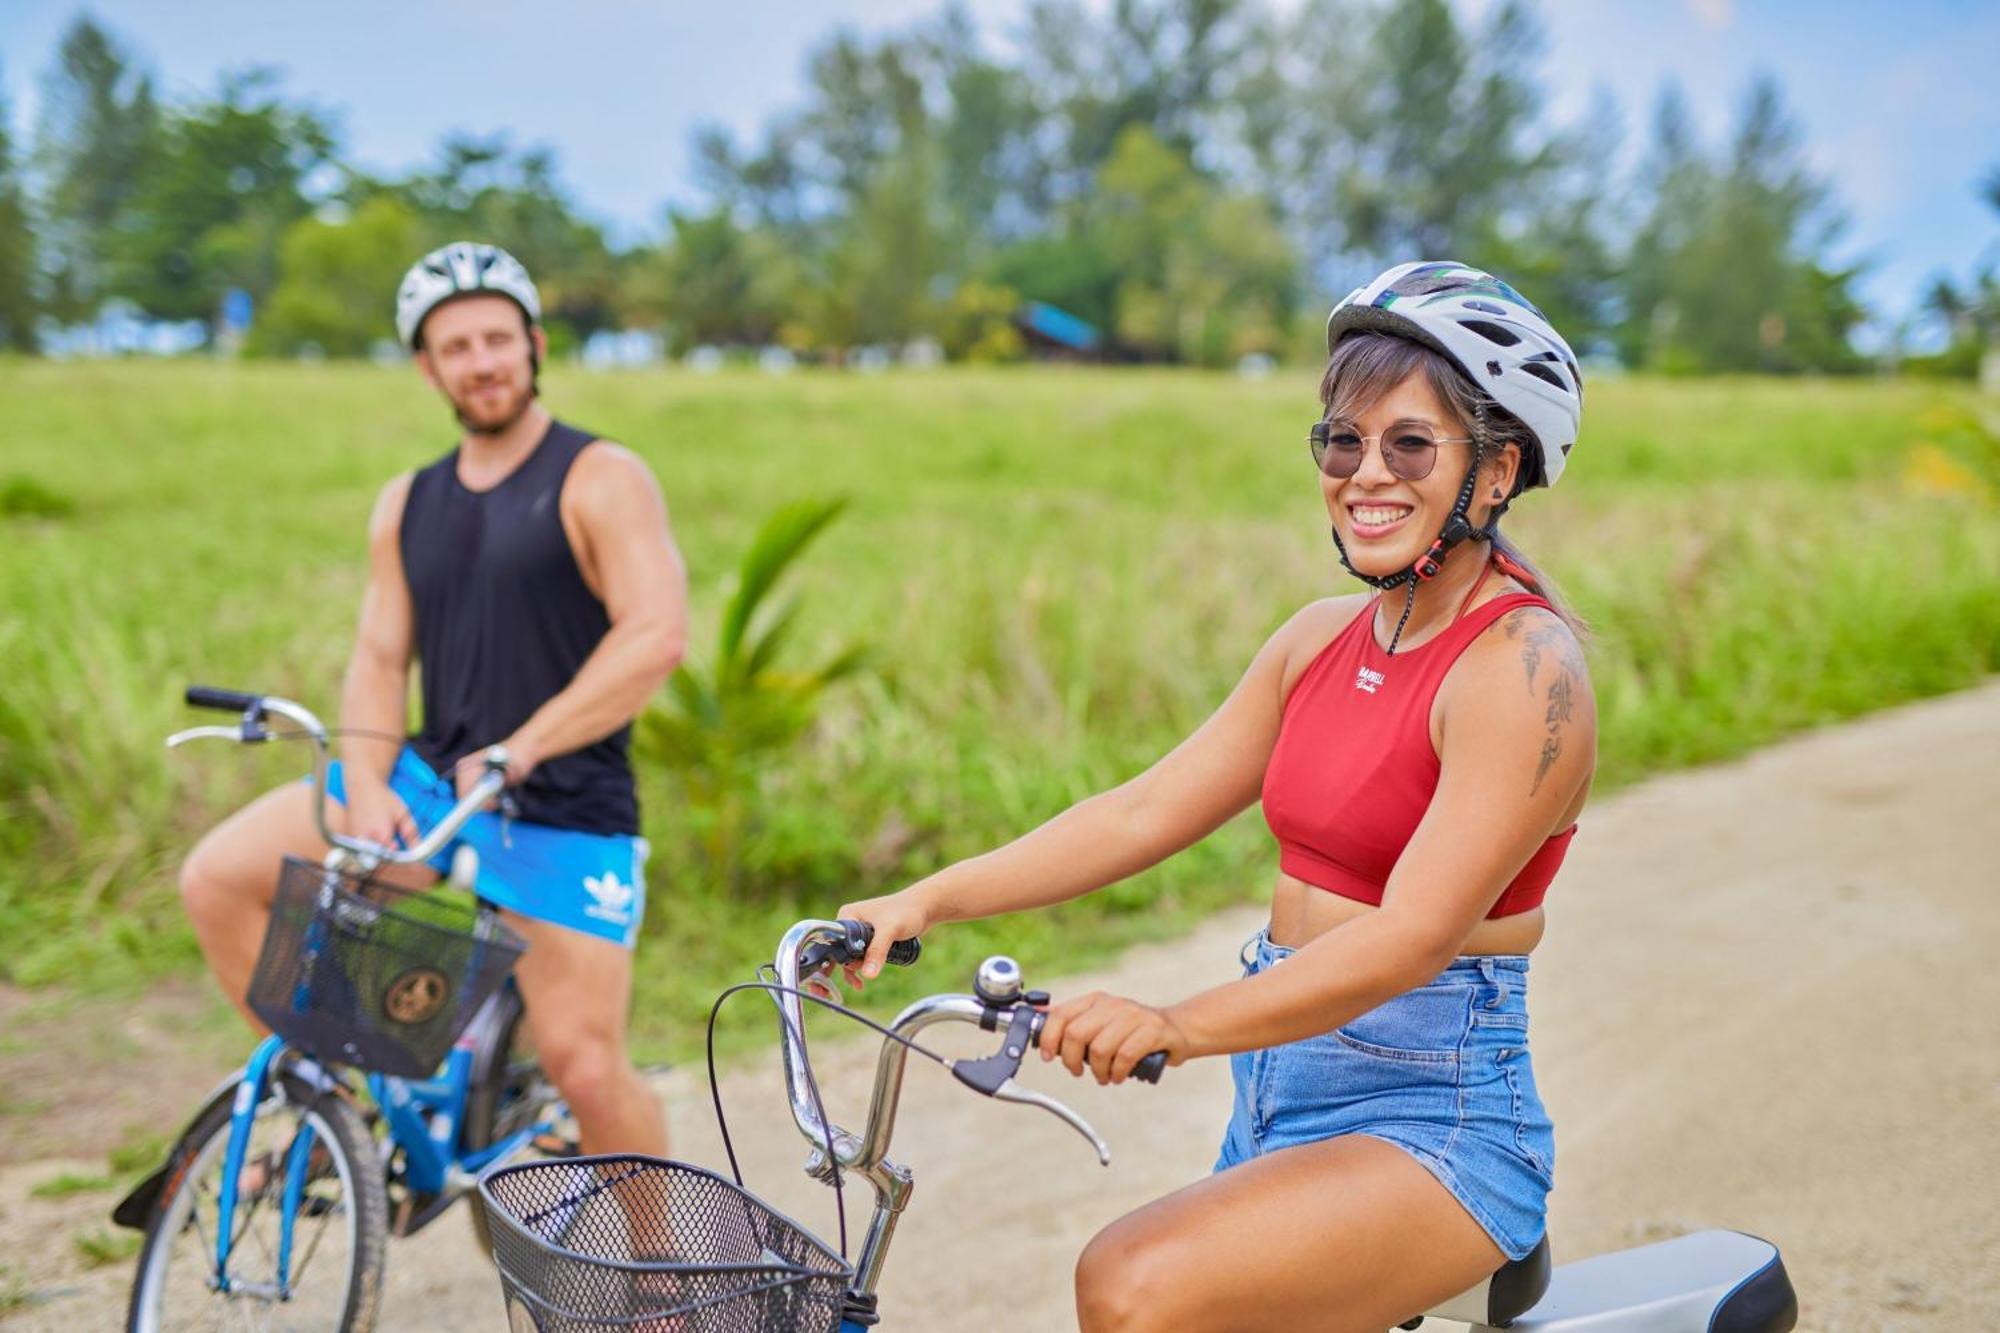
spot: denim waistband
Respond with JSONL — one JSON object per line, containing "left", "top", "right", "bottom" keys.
{"left": 1240, "top": 926, "right": 1531, "bottom": 984}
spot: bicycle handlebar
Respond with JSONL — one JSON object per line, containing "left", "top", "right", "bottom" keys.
{"left": 170, "top": 687, "right": 510, "bottom": 873}
{"left": 770, "top": 919, "right": 1166, "bottom": 1177}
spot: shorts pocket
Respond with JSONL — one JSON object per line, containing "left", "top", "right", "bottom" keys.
{"left": 1334, "top": 986, "right": 1469, "bottom": 1064}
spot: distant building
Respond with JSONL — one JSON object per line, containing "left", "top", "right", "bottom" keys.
{"left": 38, "top": 301, "right": 208, "bottom": 359}
{"left": 581, "top": 328, "right": 666, "bottom": 369}
{"left": 1015, "top": 302, "right": 1102, "bottom": 360}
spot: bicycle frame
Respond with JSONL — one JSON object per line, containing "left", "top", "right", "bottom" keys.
{"left": 206, "top": 1019, "right": 560, "bottom": 1295}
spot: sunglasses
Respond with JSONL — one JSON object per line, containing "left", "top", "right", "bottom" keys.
{"left": 1308, "top": 419, "right": 1475, "bottom": 482}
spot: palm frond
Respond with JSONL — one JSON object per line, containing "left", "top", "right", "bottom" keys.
{"left": 735, "top": 597, "right": 804, "bottom": 688}
{"left": 718, "top": 498, "right": 849, "bottom": 665}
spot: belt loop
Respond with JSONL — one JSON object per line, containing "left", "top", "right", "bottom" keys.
{"left": 1477, "top": 956, "right": 1505, "bottom": 1008}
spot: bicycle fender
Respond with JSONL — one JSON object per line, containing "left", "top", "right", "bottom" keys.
{"left": 110, "top": 1072, "right": 243, "bottom": 1231}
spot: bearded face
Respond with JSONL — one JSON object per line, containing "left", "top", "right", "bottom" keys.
{"left": 414, "top": 294, "right": 543, "bottom": 436}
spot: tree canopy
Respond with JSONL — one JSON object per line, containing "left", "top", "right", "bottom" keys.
{"left": 0, "top": 3, "right": 1899, "bottom": 372}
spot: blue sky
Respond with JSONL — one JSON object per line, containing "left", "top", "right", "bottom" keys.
{"left": 3, "top": 0, "right": 1995, "bottom": 343}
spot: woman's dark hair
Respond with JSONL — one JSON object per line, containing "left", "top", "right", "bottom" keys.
{"left": 1319, "top": 332, "right": 1588, "bottom": 639}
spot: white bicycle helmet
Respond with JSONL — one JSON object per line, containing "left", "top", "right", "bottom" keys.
{"left": 1325, "top": 260, "right": 1581, "bottom": 488}
{"left": 395, "top": 242, "right": 542, "bottom": 350}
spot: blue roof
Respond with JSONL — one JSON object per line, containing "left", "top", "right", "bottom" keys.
{"left": 1019, "top": 301, "right": 1101, "bottom": 351}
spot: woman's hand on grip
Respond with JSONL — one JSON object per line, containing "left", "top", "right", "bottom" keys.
{"left": 1038, "top": 991, "right": 1188, "bottom": 1085}
{"left": 834, "top": 888, "right": 935, "bottom": 986}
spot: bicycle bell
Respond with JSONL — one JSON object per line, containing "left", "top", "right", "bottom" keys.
{"left": 974, "top": 955, "right": 1023, "bottom": 1006}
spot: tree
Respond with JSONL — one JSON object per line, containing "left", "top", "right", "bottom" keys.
{"left": 1467, "top": 84, "right": 1623, "bottom": 353}
{"left": 1084, "top": 126, "right": 1293, "bottom": 363}
{"left": 1908, "top": 162, "right": 2000, "bottom": 377}
{"left": 250, "top": 196, "right": 423, "bottom": 356}
{"left": 1019, "top": 0, "right": 1255, "bottom": 202}
{"left": 1619, "top": 75, "right": 1864, "bottom": 373}
{"left": 32, "top": 16, "right": 160, "bottom": 321}
{"left": 1321, "top": 0, "right": 1563, "bottom": 264}
{"left": 636, "top": 208, "right": 799, "bottom": 349}
{"left": 111, "top": 68, "right": 336, "bottom": 324}
{"left": 0, "top": 58, "right": 40, "bottom": 350}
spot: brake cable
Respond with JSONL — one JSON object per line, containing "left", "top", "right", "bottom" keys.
{"left": 704, "top": 977, "right": 948, "bottom": 1261}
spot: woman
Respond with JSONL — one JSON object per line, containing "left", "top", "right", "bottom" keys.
{"left": 842, "top": 261, "right": 1594, "bottom": 1332}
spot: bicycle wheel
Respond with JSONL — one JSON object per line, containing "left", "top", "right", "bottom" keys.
{"left": 127, "top": 1070, "right": 387, "bottom": 1333}
{"left": 462, "top": 986, "right": 562, "bottom": 1260}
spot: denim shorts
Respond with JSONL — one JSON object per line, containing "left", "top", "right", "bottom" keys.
{"left": 1213, "top": 929, "right": 1554, "bottom": 1260}
{"left": 321, "top": 747, "right": 649, "bottom": 949}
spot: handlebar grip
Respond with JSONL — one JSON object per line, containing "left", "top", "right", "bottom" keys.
{"left": 185, "top": 686, "right": 261, "bottom": 714}
{"left": 838, "top": 919, "right": 923, "bottom": 968}
{"left": 1132, "top": 1051, "right": 1168, "bottom": 1084}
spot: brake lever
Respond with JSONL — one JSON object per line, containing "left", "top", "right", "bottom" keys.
{"left": 989, "top": 1077, "right": 1111, "bottom": 1166}
{"left": 946, "top": 1003, "right": 1112, "bottom": 1165}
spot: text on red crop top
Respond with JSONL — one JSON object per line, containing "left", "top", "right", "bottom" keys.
{"left": 1260, "top": 589, "right": 1577, "bottom": 917}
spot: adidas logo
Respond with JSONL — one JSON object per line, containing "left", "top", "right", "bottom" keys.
{"left": 1354, "top": 666, "right": 1386, "bottom": 694}
{"left": 583, "top": 871, "right": 635, "bottom": 925}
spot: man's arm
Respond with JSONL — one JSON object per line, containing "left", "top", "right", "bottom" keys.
{"left": 341, "top": 473, "right": 421, "bottom": 845}
{"left": 469, "top": 443, "right": 687, "bottom": 787}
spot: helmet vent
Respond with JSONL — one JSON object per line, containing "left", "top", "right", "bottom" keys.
{"left": 1458, "top": 319, "right": 1521, "bottom": 347}
{"left": 1520, "top": 362, "right": 1568, "bottom": 391}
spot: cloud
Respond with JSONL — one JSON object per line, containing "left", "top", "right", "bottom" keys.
{"left": 1687, "top": 0, "right": 1733, "bottom": 29}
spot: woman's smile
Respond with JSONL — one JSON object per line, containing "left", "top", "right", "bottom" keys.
{"left": 1345, "top": 501, "right": 1416, "bottom": 539}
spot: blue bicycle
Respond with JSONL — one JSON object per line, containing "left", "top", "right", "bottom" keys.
{"left": 116, "top": 688, "right": 570, "bottom": 1332}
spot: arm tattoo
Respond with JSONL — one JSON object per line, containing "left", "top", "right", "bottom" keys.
{"left": 1533, "top": 736, "right": 1561, "bottom": 795}
{"left": 1545, "top": 673, "right": 1574, "bottom": 729}
{"left": 1516, "top": 614, "right": 1584, "bottom": 797}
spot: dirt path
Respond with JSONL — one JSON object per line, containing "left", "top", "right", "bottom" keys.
{"left": 5, "top": 683, "right": 1996, "bottom": 1330}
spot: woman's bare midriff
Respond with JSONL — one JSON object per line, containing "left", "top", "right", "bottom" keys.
{"left": 1266, "top": 872, "right": 1547, "bottom": 955}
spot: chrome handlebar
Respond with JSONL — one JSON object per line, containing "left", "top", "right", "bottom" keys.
{"left": 167, "top": 690, "right": 509, "bottom": 873}
{"left": 771, "top": 919, "right": 1115, "bottom": 1172}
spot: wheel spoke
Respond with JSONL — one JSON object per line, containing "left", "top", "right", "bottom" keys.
{"left": 132, "top": 1087, "right": 377, "bottom": 1333}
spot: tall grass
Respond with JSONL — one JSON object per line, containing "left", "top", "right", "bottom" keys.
{"left": 1, "top": 362, "right": 1995, "bottom": 1055}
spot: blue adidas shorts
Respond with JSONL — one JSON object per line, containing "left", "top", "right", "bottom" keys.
{"left": 321, "top": 747, "right": 648, "bottom": 949}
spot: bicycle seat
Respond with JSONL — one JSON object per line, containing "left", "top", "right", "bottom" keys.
{"left": 1406, "top": 1231, "right": 1797, "bottom": 1332}
{"left": 1404, "top": 1234, "right": 1552, "bottom": 1329}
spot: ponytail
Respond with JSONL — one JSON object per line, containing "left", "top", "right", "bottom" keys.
{"left": 1491, "top": 529, "right": 1589, "bottom": 643}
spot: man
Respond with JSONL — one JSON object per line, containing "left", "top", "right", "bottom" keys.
{"left": 180, "top": 241, "right": 685, "bottom": 1157}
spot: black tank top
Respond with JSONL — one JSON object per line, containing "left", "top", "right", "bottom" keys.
{"left": 399, "top": 419, "right": 639, "bottom": 836}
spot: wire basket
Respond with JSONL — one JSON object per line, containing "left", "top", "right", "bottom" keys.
{"left": 479, "top": 1156, "right": 852, "bottom": 1332}
{"left": 246, "top": 854, "right": 526, "bottom": 1079}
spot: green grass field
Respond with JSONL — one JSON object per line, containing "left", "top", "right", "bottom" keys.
{"left": 2, "top": 361, "right": 1996, "bottom": 1059}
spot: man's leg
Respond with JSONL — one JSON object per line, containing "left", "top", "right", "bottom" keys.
{"left": 180, "top": 782, "right": 434, "bottom": 1027}
{"left": 506, "top": 912, "right": 668, "bottom": 1157}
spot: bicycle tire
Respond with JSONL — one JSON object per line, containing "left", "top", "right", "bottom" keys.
{"left": 462, "top": 986, "right": 557, "bottom": 1261}
{"left": 126, "top": 1069, "right": 388, "bottom": 1333}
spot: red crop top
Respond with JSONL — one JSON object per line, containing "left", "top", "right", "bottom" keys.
{"left": 1260, "top": 583, "right": 1577, "bottom": 918}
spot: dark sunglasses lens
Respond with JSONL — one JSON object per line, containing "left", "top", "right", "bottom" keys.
{"left": 1314, "top": 424, "right": 1364, "bottom": 477}
{"left": 1385, "top": 428, "right": 1438, "bottom": 480}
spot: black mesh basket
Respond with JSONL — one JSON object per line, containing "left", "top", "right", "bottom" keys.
{"left": 246, "top": 855, "right": 526, "bottom": 1079}
{"left": 478, "top": 1157, "right": 852, "bottom": 1332}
